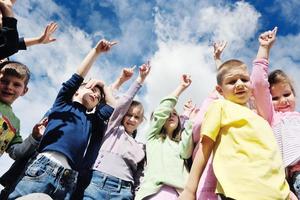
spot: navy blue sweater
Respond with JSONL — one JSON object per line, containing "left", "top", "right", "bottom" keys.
{"left": 38, "top": 74, "right": 113, "bottom": 170}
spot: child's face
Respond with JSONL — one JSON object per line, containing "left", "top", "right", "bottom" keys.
{"left": 76, "top": 86, "right": 101, "bottom": 110}
{"left": 0, "top": 74, "right": 28, "bottom": 105}
{"left": 122, "top": 105, "right": 143, "bottom": 135}
{"left": 163, "top": 109, "right": 179, "bottom": 132}
{"left": 270, "top": 82, "right": 296, "bottom": 112}
{"left": 217, "top": 67, "right": 252, "bottom": 105}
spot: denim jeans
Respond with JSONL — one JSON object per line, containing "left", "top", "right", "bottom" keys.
{"left": 83, "top": 170, "right": 133, "bottom": 200}
{"left": 292, "top": 171, "right": 300, "bottom": 199}
{"left": 8, "top": 154, "right": 78, "bottom": 200}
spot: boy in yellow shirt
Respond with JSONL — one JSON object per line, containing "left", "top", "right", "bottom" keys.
{"left": 180, "top": 59, "right": 290, "bottom": 199}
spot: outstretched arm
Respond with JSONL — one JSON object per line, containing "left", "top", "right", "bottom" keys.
{"left": 24, "top": 22, "right": 58, "bottom": 47}
{"left": 76, "top": 39, "right": 117, "bottom": 78}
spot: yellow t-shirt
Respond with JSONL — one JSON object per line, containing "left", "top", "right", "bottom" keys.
{"left": 202, "top": 99, "right": 289, "bottom": 200}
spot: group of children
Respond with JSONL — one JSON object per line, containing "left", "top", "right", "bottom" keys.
{"left": 1, "top": 1, "right": 300, "bottom": 200}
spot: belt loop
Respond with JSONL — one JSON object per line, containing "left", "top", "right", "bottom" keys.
{"left": 101, "top": 174, "right": 108, "bottom": 189}
{"left": 117, "top": 178, "right": 122, "bottom": 192}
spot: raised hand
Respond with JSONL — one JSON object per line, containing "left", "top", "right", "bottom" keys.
{"left": 95, "top": 39, "right": 117, "bottom": 54}
{"left": 181, "top": 74, "right": 192, "bottom": 89}
{"left": 85, "top": 78, "right": 105, "bottom": 90}
{"left": 120, "top": 65, "right": 136, "bottom": 82}
{"left": 183, "top": 99, "right": 195, "bottom": 117}
{"left": 31, "top": 117, "right": 48, "bottom": 140}
{"left": 137, "top": 61, "right": 151, "bottom": 83}
{"left": 213, "top": 41, "right": 227, "bottom": 60}
{"left": 259, "top": 27, "right": 277, "bottom": 48}
{"left": 38, "top": 22, "right": 58, "bottom": 44}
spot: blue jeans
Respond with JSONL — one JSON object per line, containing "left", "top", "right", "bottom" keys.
{"left": 83, "top": 170, "right": 133, "bottom": 200}
{"left": 8, "top": 154, "right": 78, "bottom": 200}
{"left": 292, "top": 171, "right": 300, "bottom": 199}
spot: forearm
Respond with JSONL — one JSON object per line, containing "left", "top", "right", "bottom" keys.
{"left": 215, "top": 58, "right": 222, "bottom": 69}
{"left": 256, "top": 45, "right": 270, "bottom": 60}
{"left": 180, "top": 121, "right": 194, "bottom": 159}
{"left": 76, "top": 48, "right": 101, "bottom": 77}
{"left": 171, "top": 85, "right": 185, "bottom": 98}
{"left": 24, "top": 37, "right": 42, "bottom": 47}
{"left": 110, "top": 77, "right": 126, "bottom": 91}
{"left": 7, "top": 134, "right": 39, "bottom": 160}
{"left": 0, "top": 4, "right": 14, "bottom": 17}
{"left": 184, "top": 136, "right": 214, "bottom": 193}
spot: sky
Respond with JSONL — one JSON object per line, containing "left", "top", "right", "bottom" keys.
{"left": 1, "top": 0, "right": 300, "bottom": 177}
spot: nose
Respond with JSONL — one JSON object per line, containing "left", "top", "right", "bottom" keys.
{"left": 235, "top": 79, "right": 244, "bottom": 88}
{"left": 279, "top": 96, "right": 288, "bottom": 105}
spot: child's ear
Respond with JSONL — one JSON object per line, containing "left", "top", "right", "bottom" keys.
{"left": 21, "top": 86, "right": 28, "bottom": 96}
{"left": 216, "top": 85, "right": 223, "bottom": 95}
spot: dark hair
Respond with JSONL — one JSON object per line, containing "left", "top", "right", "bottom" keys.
{"left": 216, "top": 59, "right": 246, "bottom": 85}
{"left": 79, "top": 82, "right": 106, "bottom": 105}
{"left": 268, "top": 69, "right": 296, "bottom": 96}
{"left": 0, "top": 61, "right": 30, "bottom": 85}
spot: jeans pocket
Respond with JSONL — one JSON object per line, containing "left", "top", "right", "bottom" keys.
{"left": 25, "top": 160, "right": 47, "bottom": 179}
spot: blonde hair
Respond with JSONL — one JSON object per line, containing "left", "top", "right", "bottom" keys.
{"left": 217, "top": 59, "right": 247, "bottom": 85}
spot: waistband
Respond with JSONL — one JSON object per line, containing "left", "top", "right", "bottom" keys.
{"left": 34, "top": 154, "right": 78, "bottom": 183}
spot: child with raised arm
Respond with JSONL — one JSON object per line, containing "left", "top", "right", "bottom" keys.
{"left": 0, "top": 0, "right": 19, "bottom": 59}
{"left": 8, "top": 39, "right": 117, "bottom": 200}
{"left": 0, "top": 0, "right": 58, "bottom": 55}
{"left": 180, "top": 56, "right": 290, "bottom": 199}
{"left": 251, "top": 27, "right": 300, "bottom": 198}
{"left": 71, "top": 65, "right": 138, "bottom": 200}
{"left": 83, "top": 62, "right": 150, "bottom": 200}
{"left": 135, "top": 74, "right": 194, "bottom": 200}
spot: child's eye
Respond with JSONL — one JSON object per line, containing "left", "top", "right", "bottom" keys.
{"left": 283, "top": 93, "right": 291, "bottom": 97}
{"left": 241, "top": 78, "right": 249, "bottom": 82}
{"left": 228, "top": 80, "right": 236, "bottom": 85}
{"left": 0, "top": 79, "right": 8, "bottom": 84}
{"left": 272, "top": 96, "right": 279, "bottom": 101}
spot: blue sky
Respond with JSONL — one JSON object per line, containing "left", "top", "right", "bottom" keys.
{"left": 1, "top": 0, "right": 300, "bottom": 176}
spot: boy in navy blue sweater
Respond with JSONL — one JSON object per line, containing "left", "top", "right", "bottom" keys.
{"left": 9, "top": 39, "right": 117, "bottom": 200}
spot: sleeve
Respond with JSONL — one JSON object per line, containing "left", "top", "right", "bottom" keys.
{"left": 179, "top": 120, "right": 194, "bottom": 159}
{"left": 18, "top": 37, "right": 27, "bottom": 50}
{"left": 0, "top": 17, "right": 19, "bottom": 59}
{"left": 133, "top": 145, "right": 146, "bottom": 193}
{"left": 96, "top": 103, "right": 114, "bottom": 121}
{"left": 105, "top": 81, "right": 142, "bottom": 135}
{"left": 192, "top": 91, "right": 219, "bottom": 143}
{"left": 6, "top": 134, "right": 39, "bottom": 160}
{"left": 146, "top": 96, "right": 177, "bottom": 141}
{"left": 201, "top": 101, "right": 222, "bottom": 141}
{"left": 52, "top": 73, "right": 84, "bottom": 107}
{"left": 250, "top": 58, "right": 275, "bottom": 124}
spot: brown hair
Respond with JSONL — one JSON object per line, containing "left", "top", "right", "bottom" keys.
{"left": 268, "top": 69, "right": 296, "bottom": 96}
{"left": 217, "top": 59, "right": 247, "bottom": 85}
{"left": 79, "top": 82, "right": 106, "bottom": 104}
{"left": 151, "top": 109, "right": 182, "bottom": 142}
{"left": 0, "top": 61, "right": 30, "bottom": 85}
